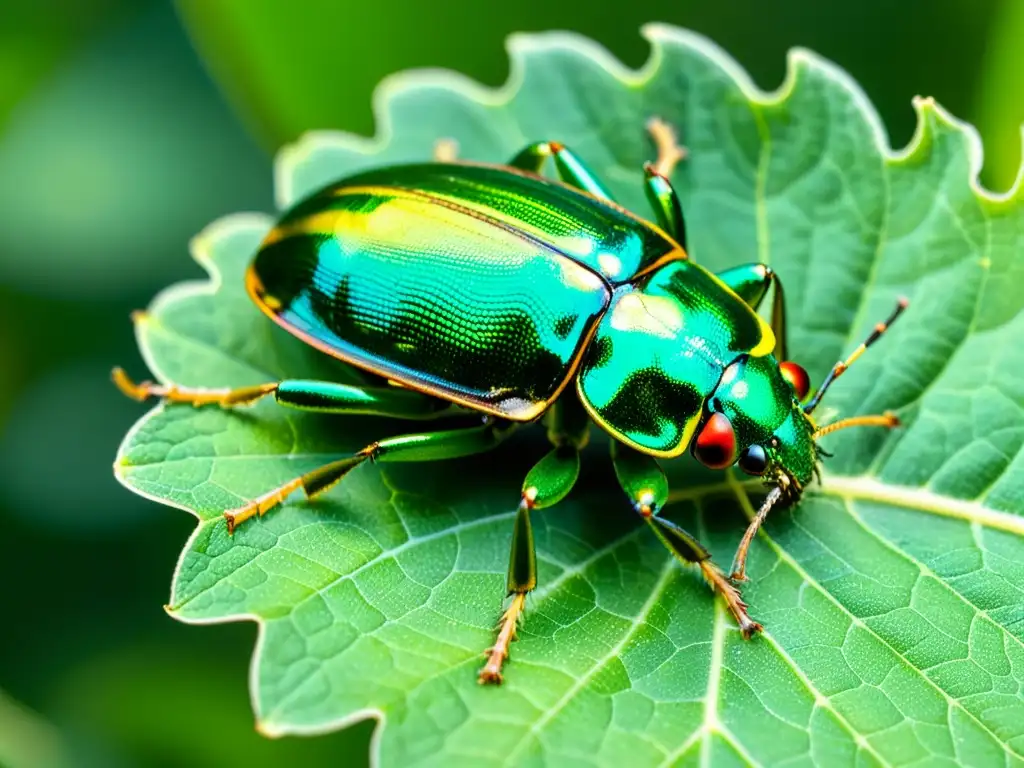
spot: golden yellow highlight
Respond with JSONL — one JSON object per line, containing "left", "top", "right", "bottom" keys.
{"left": 696, "top": 262, "right": 777, "bottom": 358}
{"left": 262, "top": 185, "right": 413, "bottom": 247}
{"left": 747, "top": 316, "right": 776, "bottom": 358}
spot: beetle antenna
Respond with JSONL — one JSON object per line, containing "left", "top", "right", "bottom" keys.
{"left": 804, "top": 297, "right": 908, "bottom": 414}
{"left": 813, "top": 412, "right": 899, "bottom": 440}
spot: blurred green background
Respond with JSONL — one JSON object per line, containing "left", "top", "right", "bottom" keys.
{"left": 0, "top": 1, "right": 1020, "bottom": 765}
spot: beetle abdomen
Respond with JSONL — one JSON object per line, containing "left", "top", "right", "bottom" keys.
{"left": 248, "top": 186, "right": 611, "bottom": 420}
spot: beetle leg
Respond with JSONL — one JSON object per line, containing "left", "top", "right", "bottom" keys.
{"left": 273, "top": 380, "right": 459, "bottom": 419}
{"left": 641, "top": 118, "right": 689, "bottom": 248}
{"left": 223, "top": 420, "right": 517, "bottom": 533}
{"left": 652, "top": 515, "right": 762, "bottom": 638}
{"left": 112, "top": 367, "right": 278, "bottom": 407}
{"left": 714, "top": 264, "right": 789, "bottom": 362}
{"left": 729, "top": 485, "right": 785, "bottom": 583}
{"left": 479, "top": 443, "right": 580, "bottom": 684}
{"left": 646, "top": 117, "right": 687, "bottom": 178}
{"left": 113, "top": 369, "right": 458, "bottom": 420}
{"left": 610, "top": 441, "right": 763, "bottom": 638}
{"left": 643, "top": 163, "right": 687, "bottom": 249}
{"left": 432, "top": 138, "right": 459, "bottom": 162}
{"left": 508, "top": 141, "right": 616, "bottom": 202}
{"left": 642, "top": 118, "right": 689, "bottom": 248}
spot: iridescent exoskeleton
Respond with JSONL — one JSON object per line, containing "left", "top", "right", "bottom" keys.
{"left": 115, "top": 121, "right": 906, "bottom": 683}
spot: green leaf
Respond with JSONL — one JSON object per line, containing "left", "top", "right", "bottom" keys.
{"left": 115, "top": 25, "right": 1024, "bottom": 766}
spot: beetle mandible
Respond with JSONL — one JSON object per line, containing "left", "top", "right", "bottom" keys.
{"left": 115, "top": 119, "right": 907, "bottom": 684}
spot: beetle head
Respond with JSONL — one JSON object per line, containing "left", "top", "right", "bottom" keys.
{"left": 694, "top": 357, "right": 901, "bottom": 508}
{"left": 693, "top": 354, "right": 818, "bottom": 492}
{"left": 693, "top": 296, "right": 907, "bottom": 520}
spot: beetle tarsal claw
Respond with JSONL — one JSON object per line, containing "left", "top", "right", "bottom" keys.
{"left": 432, "top": 138, "right": 459, "bottom": 162}
{"left": 646, "top": 116, "right": 688, "bottom": 177}
{"left": 698, "top": 559, "right": 762, "bottom": 639}
{"left": 478, "top": 592, "right": 527, "bottom": 685}
{"left": 111, "top": 367, "right": 150, "bottom": 401}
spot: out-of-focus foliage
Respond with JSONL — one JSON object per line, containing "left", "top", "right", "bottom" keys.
{"left": 0, "top": 4, "right": 268, "bottom": 300}
{"left": 176, "top": 0, "right": 1011, "bottom": 184}
{"left": 0, "top": 690, "right": 70, "bottom": 768}
{"left": 974, "top": 0, "right": 1024, "bottom": 192}
{"left": 0, "top": 1, "right": 134, "bottom": 129}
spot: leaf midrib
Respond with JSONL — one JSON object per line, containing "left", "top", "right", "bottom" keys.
{"left": 727, "top": 474, "right": 1022, "bottom": 760}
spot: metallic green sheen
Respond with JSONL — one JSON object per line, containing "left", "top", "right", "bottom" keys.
{"left": 712, "top": 354, "right": 794, "bottom": 449}
{"left": 251, "top": 181, "right": 613, "bottom": 420}
{"left": 715, "top": 263, "right": 771, "bottom": 309}
{"left": 250, "top": 161, "right": 777, "bottom": 459}
{"left": 712, "top": 354, "right": 817, "bottom": 485}
{"left": 768, "top": 409, "right": 819, "bottom": 486}
{"left": 522, "top": 445, "right": 580, "bottom": 509}
{"left": 322, "top": 163, "right": 684, "bottom": 282}
{"left": 577, "top": 260, "right": 770, "bottom": 455}
{"left": 274, "top": 379, "right": 451, "bottom": 419}
{"left": 610, "top": 441, "right": 669, "bottom": 513}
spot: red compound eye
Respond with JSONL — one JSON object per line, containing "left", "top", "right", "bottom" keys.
{"left": 780, "top": 361, "right": 811, "bottom": 401}
{"left": 693, "top": 412, "right": 737, "bottom": 470}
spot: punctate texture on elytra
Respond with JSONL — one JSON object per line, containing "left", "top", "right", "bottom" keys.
{"left": 115, "top": 24, "right": 1024, "bottom": 767}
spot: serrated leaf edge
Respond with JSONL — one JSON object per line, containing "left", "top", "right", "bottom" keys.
{"left": 276, "top": 24, "right": 1022, "bottom": 211}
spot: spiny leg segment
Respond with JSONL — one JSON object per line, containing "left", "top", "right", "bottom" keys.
{"left": 611, "top": 441, "right": 762, "bottom": 638}
{"left": 646, "top": 116, "right": 688, "bottom": 178}
{"left": 113, "top": 367, "right": 278, "bottom": 407}
{"left": 478, "top": 393, "right": 590, "bottom": 684}
{"left": 224, "top": 419, "right": 515, "bottom": 532}
{"left": 113, "top": 369, "right": 495, "bottom": 532}
{"left": 113, "top": 369, "right": 457, "bottom": 419}
{"left": 729, "top": 485, "right": 784, "bottom": 583}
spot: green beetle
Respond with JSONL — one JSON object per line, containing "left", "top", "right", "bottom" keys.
{"left": 115, "top": 120, "right": 906, "bottom": 684}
